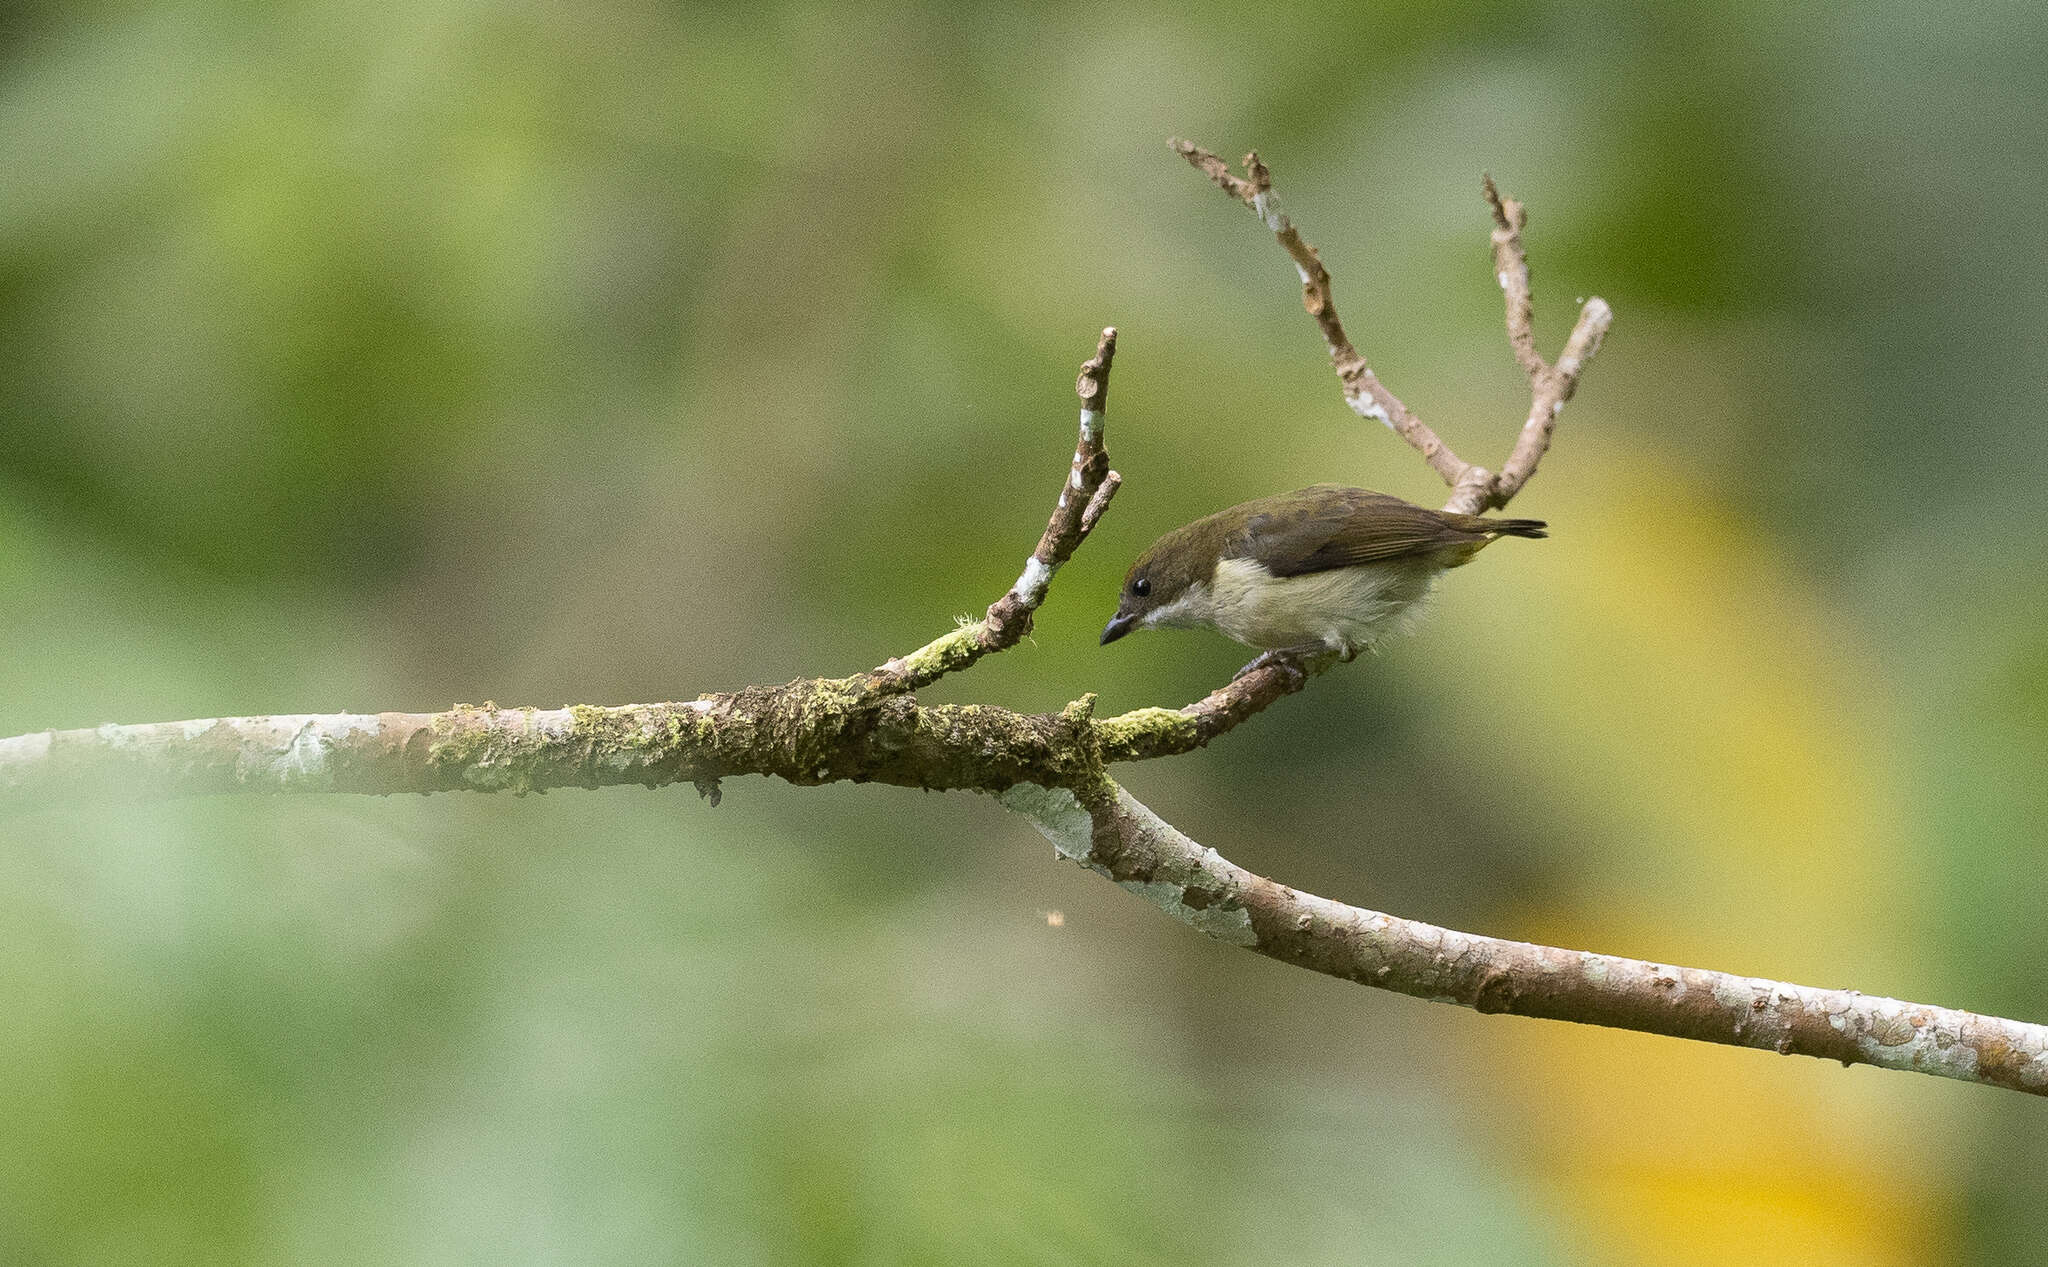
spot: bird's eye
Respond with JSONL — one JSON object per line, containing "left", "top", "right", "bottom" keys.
{"left": 1132, "top": 577, "right": 1151, "bottom": 598}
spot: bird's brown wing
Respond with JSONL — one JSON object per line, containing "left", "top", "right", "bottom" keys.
{"left": 1232, "top": 485, "right": 1481, "bottom": 578}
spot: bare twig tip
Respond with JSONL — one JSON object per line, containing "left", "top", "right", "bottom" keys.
{"left": 1244, "top": 152, "right": 1272, "bottom": 194}
{"left": 1076, "top": 327, "right": 1117, "bottom": 407}
{"left": 1173, "top": 137, "right": 1256, "bottom": 206}
{"left": 1481, "top": 174, "right": 1523, "bottom": 233}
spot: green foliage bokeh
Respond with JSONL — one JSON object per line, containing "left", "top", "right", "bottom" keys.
{"left": 4, "top": 2, "right": 2047, "bottom": 1262}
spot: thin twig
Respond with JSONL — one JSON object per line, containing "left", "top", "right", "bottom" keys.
{"left": 1171, "top": 139, "right": 1473, "bottom": 489}
{"left": 1173, "top": 142, "right": 1612, "bottom": 517}
{"left": 1467, "top": 174, "right": 1615, "bottom": 513}
{"left": 1490, "top": 296, "right": 1612, "bottom": 508}
{"left": 865, "top": 328, "right": 1121, "bottom": 692}
{"left": 1483, "top": 174, "right": 1545, "bottom": 381}
{"left": 995, "top": 326, "right": 1121, "bottom": 623}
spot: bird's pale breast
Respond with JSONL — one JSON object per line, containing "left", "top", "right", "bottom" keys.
{"left": 1207, "top": 556, "right": 1441, "bottom": 654}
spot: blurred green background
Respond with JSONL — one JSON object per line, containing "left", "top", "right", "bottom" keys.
{"left": 4, "top": 1, "right": 2047, "bottom": 1261}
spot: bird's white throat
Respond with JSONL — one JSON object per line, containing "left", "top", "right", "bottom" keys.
{"left": 1137, "top": 582, "right": 1218, "bottom": 631}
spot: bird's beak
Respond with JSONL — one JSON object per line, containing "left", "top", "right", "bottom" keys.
{"left": 1100, "top": 614, "right": 1135, "bottom": 646}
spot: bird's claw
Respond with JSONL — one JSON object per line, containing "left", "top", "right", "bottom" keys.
{"left": 1232, "top": 647, "right": 1307, "bottom": 683}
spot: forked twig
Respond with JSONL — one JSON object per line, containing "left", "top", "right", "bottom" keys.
{"left": 1172, "top": 140, "right": 1613, "bottom": 515}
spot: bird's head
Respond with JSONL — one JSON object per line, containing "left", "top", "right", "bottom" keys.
{"left": 1100, "top": 520, "right": 1225, "bottom": 645}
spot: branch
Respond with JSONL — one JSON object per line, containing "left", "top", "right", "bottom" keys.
{"left": 1480, "top": 175, "right": 1614, "bottom": 510}
{"left": 1, "top": 332, "right": 1130, "bottom": 809}
{"left": 1172, "top": 139, "right": 1470, "bottom": 488}
{"left": 1004, "top": 781, "right": 2048, "bottom": 1098}
{"left": 1172, "top": 142, "right": 1613, "bottom": 516}
{"left": 0, "top": 695, "right": 1104, "bottom": 806}
{"left": 16, "top": 685, "right": 2047, "bottom": 1098}
{"left": 7, "top": 164, "right": 2038, "bottom": 1102}
{"left": 861, "top": 327, "right": 1121, "bottom": 694}
{"left": 1095, "top": 649, "right": 1331, "bottom": 762}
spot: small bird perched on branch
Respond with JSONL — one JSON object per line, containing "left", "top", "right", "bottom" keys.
{"left": 1099, "top": 484, "right": 1544, "bottom": 661}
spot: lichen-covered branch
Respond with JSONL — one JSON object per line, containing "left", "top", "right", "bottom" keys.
{"left": 1095, "top": 650, "right": 1332, "bottom": 762}
{"left": 16, "top": 665, "right": 2047, "bottom": 1099}
{"left": 0, "top": 658, "right": 1315, "bottom": 803}
{"left": 1004, "top": 781, "right": 2048, "bottom": 1098}
{"left": 0, "top": 692, "right": 1106, "bottom": 807}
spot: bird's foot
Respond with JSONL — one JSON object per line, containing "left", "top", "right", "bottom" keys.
{"left": 1231, "top": 645, "right": 1321, "bottom": 683}
{"left": 1232, "top": 650, "right": 1281, "bottom": 681}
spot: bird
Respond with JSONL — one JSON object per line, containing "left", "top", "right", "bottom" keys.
{"left": 1099, "top": 484, "right": 1545, "bottom": 664}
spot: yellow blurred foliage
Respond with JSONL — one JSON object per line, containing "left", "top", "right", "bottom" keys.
{"left": 1423, "top": 436, "right": 1950, "bottom": 1264}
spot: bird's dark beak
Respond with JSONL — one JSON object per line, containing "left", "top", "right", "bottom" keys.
{"left": 1100, "top": 614, "right": 1135, "bottom": 646}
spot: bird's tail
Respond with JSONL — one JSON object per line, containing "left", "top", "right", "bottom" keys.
{"left": 1440, "top": 510, "right": 1548, "bottom": 540}
{"left": 1437, "top": 514, "right": 1548, "bottom": 567}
